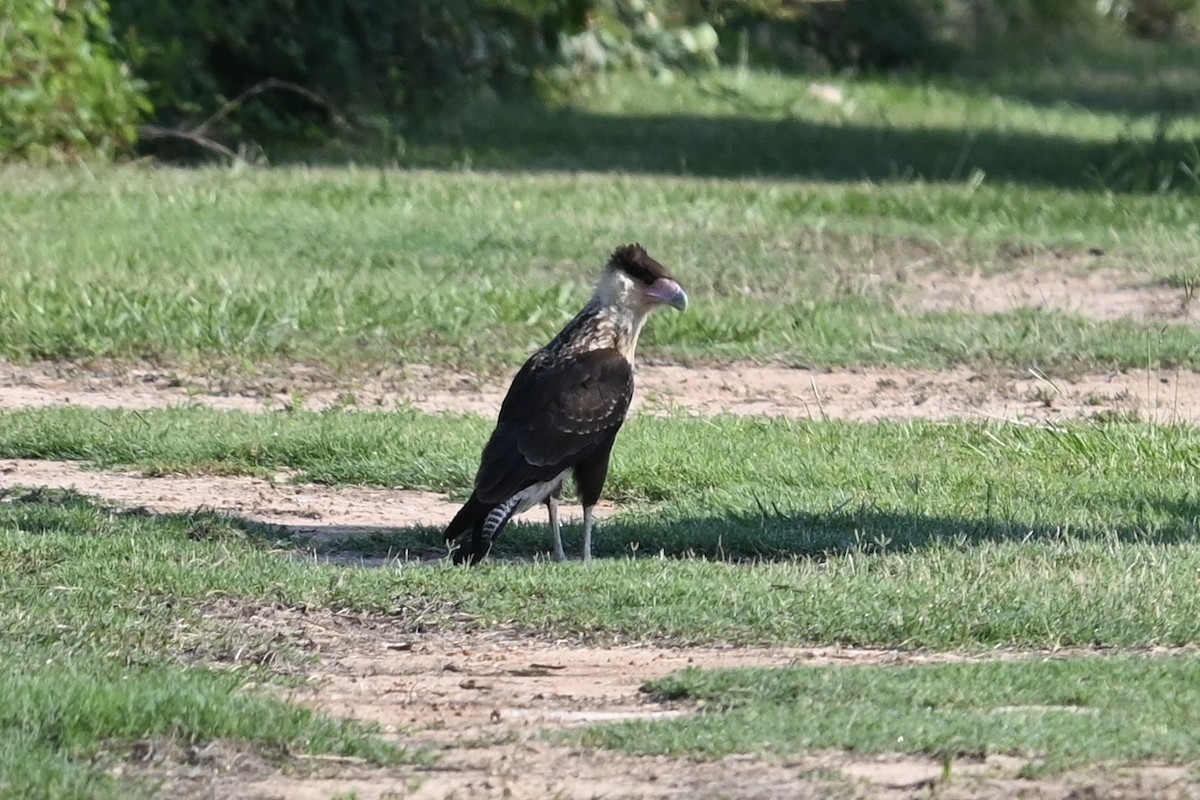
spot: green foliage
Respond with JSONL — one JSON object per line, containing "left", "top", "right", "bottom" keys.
{"left": 108, "top": 0, "right": 552, "bottom": 144}
{"left": 1115, "top": 0, "right": 1200, "bottom": 38}
{"left": 713, "top": 0, "right": 1115, "bottom": 72}
{"left": 0, "top": 0, "right": 149, "bottom": 162}
{"left": 808, "top": 0, "right": 957, "bottom": 72}
{"left": 554, "top": 0, "right": 721, "bottom": 83}
{"left": 971, "top": 0, "right": 1105, "bottom": 33}
{"left": 107, "top": 0, "right": 722, "bottom": 146}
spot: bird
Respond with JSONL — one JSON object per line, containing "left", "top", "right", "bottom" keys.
{"left": 443, "top": 243, "right": 688, "bottom": 566}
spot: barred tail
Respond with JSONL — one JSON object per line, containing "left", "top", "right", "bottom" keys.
{"left": 445, "top": 493, "right": 521, "bottom": 566}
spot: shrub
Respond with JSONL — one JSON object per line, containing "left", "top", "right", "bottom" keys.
{"left": 708, "top": 0, "right": 1112, "bottom": 73}
{"left": 558, "top": 0, "right": 721, "bottom": 76}
{"left": 1109, "top": 0, "right": 1200, "bottom": 38}
{"left": 108, "top": 0, "right": 553, "bottom": 142}
{"left": 0, "top": 0, "right": 149, "bottom": 162}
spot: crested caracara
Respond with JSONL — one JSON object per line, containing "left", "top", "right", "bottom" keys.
{"left": 443, "top": 244, "right": 688, "bottom": 565}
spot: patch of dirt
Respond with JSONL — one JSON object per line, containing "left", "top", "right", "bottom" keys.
{"left": 0, "top": 458, "right": 457, "bottom": 540}
{"left": 149, "top": 607, "right": 1199, "bottom": 799}
{"left": 640, "top": 364, "right": 1200, "bottom": 424}
{"left": 5, "top": 360, "right": 1200, "bottom": 423}
{"left": 913, "top": 267, "right": 1194, "bottom": 323}
{"left": 0, "top": 459, "right": 617, "bottom": 556}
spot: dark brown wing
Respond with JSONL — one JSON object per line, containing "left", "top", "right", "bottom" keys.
{"left": 472, "top": 346, "right": 633, "bottom": 505}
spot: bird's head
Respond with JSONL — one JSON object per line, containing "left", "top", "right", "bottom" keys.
{"left": 596, "top": 243, "right": 688, "bottom": 315}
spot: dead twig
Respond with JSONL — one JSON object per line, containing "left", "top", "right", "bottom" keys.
{"left": 137, "top": 78, "right": 346, "bottom": 162}
{"left": 196, "top": 78, "right": 346, "bottom": 137}
{"left": 137, "top": 125, "right": 239, "bottom": 161}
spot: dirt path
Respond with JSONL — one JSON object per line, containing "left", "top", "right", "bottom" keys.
{"left": 1, "top": 459, "right": 459, "bottom": 538}
{"left": 149, "top": 608, "right": 1195, "bottom": 799}
{"left": 0, "top": 459, "right": 617, "bottom": 557}
{"left": 4, "top": 360, "right": 1200, "bottom": 423}
{"left": 4, "top": 258, "right": 1199, "bottom": 424}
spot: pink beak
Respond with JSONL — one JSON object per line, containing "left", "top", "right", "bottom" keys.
{"left": 645, "top": 277, "right": 688, "bottom": 311}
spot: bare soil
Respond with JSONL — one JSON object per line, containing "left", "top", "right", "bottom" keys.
{"left": 912, "top": 267, "right": 1195, "bottom": 323}
{"left": 145, "top": 607, "right": 1200, "bottom": 799}
{"left": 1, "top": 458, "right": 459, "bottom": 540}
{"left": 4, "top": 360, "right": 1200, "bottom": 424}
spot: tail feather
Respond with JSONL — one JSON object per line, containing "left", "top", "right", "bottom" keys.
{"left": 443, "top": 494, "right": 488, "bottom": 543}
{"left": 444, "top": 492, "right": 525, "bottom": 565}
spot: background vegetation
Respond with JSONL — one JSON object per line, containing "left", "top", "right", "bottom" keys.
{"left": 0, "top": 0, "right": 148, "bottom": 162}
{"left": 4, "top": 0, "right": 1199, "bottom": 165}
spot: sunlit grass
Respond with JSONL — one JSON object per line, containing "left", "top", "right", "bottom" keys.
{"left": 3, "top": 63, "right": 1200, "bottom": 374}
{"left": 0, "top": 488, "right": 418, "bottom": 799}
{"left": 5, "top": 482, "right": 1200, "bottom": 654}
{"left": 4, "top": 398, "right": 1200, "bottom": 788}
{"left": 2, "top": 405, "right": 1199, "bottom": 558}
{"left": 2, "top": 165, "right": 1199, "bottom": 373}
{"left": 581, "top": 657, "right": 1200, "bottom": 773}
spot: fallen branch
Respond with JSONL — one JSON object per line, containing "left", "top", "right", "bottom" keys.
{"left": 194, "top": 78, "right": 347, "bottom": 138}
{"left": 136, "top": 78, "right": 346, "bottom": 162}
{"left": 137, "top": 124, "right": 239, "bottom": 161}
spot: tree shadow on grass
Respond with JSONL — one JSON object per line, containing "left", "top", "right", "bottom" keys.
{"left": 6, "top": 486, "right": 1197, "bottom": 565}
{"left": 718, "top": 5, "right": 1200, "bottom": 118}
{"left": 948, "top": 34, "right": 1200, "bottom": 119}
{"left": 352, "top": 506, "right": 1200, "bottom": 564}
{"left": 387, "top": 103, "right": 1198, "bottom": 193}
{"left": 233, "top": 501, "right": 1200, "bottom": 565}
{"left": 274, "top": 34, "right": 1200, "bottom": 192}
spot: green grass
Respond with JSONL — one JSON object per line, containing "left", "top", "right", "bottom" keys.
{"left": 5, "top": 392, "right": 1200, "bottom": 788}
{"left": 0, "top": 667, "right": 404, "bottom": 800}
{"left": 5, "top": 475, "right": 1200, "bottom": 786}
{"left": 6, "top": 491, "right": 1200, "bottom": 791}
{"left": 581, "top": 656, "right": 1200, "bottom": 772}
{"left": 4, "top": 481, "right": 1200, "bottom": 651}
{"left": 0, "top": 489, "right": 417, "bottom": 799}
{"left": 1, "top": 165, "right": 1197, "bottom": 373}
{"left": 408, "top": 66, "right": 1200, "bottom": 192}
{"left": 2, "top": 405, "right": 1199, "bottom": 558}
{"left": 4, "top": 405, "right": 1200, "bottom": 651}
{"left": 3, "top": 66, "right": 1200, "bottom": 373}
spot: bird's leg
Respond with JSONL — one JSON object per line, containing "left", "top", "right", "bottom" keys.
{"left": 546, "top": 494, "right": 566, "bottom": 562}
{"left": 581, "top": 505, "right": 595, "bottom": 562}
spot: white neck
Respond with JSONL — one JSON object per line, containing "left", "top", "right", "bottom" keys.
{"left": 588, "top": 269, "right": 654, "bottom": 363}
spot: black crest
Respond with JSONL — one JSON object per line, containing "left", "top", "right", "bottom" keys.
{"left": 609, "top": 243, "right": 670, "bottom": 285}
